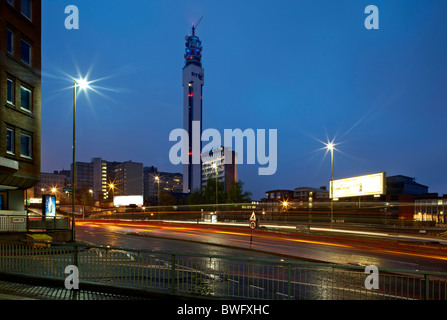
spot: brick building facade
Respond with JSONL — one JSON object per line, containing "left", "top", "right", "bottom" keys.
{"left": 0, "top": 0, "right": 41, "bottom": 213}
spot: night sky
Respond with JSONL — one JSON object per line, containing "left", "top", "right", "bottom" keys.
{"left": 41, "top": 0, "right": 447, "bottom": 200}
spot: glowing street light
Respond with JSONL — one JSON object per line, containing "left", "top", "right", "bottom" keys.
{"left": 76, "top": 78, "right": 91, "bottom": 91}
{"left": 155, "top": 176, "right": 160, "bottom": 206}
{"left": 322, "top": 139, "right": 338, "bottom": 227}
{"left": 212, "top": 163, "right": 218, "bottom": 213}
{"left": 72, "top": 76, "right": 92, "bottom": 242}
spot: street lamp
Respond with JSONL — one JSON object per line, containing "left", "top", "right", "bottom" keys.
{"left": 324, "top": 141, "right": 335, "bottom": 227}
{"left": 72, "top": 77, "right": 91, "bottom": 241}
{"left": 212, "top": 163, "right": 218, "bottom": 213}
{"left": 155, "top": 176, "right": 160, "bottom": 206}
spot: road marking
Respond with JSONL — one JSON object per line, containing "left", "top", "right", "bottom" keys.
{"left": 249, "top": 285, "right": 265, "bottom": 290}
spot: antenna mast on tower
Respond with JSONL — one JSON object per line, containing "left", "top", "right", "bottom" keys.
{"left": 192, "top": 16, "right": 204, "bottom": 36}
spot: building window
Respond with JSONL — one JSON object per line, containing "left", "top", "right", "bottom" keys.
{"left": 6, "top": 128, "right": 15, "bottom": 154}
{"left": 20, "top": 86, "right": 32, "bottom": 112}
{"left": 7, "top": 79, "right": 15, "bottom": 105}
{"left": 7, "top": 29, "right": 14, "bottom": 54}
{"left": 21, "top": 0, "right": 32, "bottom": 20}
{"left": 20, "top": 133, "right": 32, "bottom": 158}
{"left": 20, "top": 39, "right": 31, "bottom": 65}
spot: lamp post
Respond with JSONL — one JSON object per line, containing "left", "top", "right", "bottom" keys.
{"left": 155, "top": 176, "right": 160, "bottom": 206}
{"left": 212, "top": 163, "right": 218, "bottom": 213}
{"left": 326, "top": 142, "right": 334, "bottom": 227}
{"left": 282, "top": 201, "right": 289, "bottom": 212}
{"left": 108, "top": 183, "right": 115, "bottom": 197}
{"left": 72, "top": 78, "right": 90, "bottom": 242}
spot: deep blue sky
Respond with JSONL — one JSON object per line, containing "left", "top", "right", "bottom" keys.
{"left": 41, "top": 0, "right": 447, "bottom": 199}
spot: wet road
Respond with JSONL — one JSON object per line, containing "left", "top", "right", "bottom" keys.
{"left": 75, "top": 220, "right": 447, "bottom": 273}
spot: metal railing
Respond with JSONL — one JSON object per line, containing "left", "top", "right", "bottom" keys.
{"left": 27, "top": 216, "right": 71, "bottom": 231}
{"left": 0, "top": 215, "right": 71, "bottom": 233}
{"left": 0, "top": 215, "right": 27, "bottom": 232}
{"left": 0, "top": 239, "right": 446, "bottom": 300}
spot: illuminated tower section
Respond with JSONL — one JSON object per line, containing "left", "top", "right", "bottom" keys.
{"left": 183, "top": 25, "right": 204, "bottom": 193}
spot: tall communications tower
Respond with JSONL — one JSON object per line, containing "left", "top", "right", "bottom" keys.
{"left": 183, "top": 20, "right": 204, "bottom": 193}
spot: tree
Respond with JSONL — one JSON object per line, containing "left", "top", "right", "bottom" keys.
{"left": 186, "top": 180, "right": 253, "bottom": 209}
{"left": 203, "top": 178, "right": 225, "bottom": 205}
{"left": 187, "top": 189, "right": 204, "bottom": 205}
{"left": 226, "top": 181, "right": 252, "bottom": 204}
{"left": 79, "top": 188, "right": 94, "bottom": 206}
{"left": 159, "top": 191, "right": 176, "bottom": 206}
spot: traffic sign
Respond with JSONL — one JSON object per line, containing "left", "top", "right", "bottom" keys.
{"left": 249, "top": 220, "right": 256, "bottom": 230}
{"left": 249, "top": 212, "right": 256, "bottom": 222}
{"left": 249, "top": 211, "right": 257, "bottom": 230}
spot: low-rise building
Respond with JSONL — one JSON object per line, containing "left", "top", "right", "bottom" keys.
{"left": 414, "top": 195, "right": 447, "bottom": 223}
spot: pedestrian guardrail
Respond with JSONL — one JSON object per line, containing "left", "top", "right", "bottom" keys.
{"left": 0, "top": 215, "right": 27, "bottom": 232}
{"left": 0, "top": 239, "right": 446, "bottom": 300}
{"left": 0, "top": 215, "right": 71, "bottom": 233}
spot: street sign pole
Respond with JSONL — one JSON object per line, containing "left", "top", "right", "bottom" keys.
{"left": 249, "top": 212, "right": 256, "bottom": 248}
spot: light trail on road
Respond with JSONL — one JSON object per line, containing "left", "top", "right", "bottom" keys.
{"left": 75, "top": 219, "right": 447, "bottom": 271}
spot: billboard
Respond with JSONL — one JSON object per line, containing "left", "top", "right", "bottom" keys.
{"left": 330, "top": 172, "right": 386, "bottom": 199}
{"left": 113, "top": 195, "right": 144, "bottom": 207}
{"left": 42, "top": 194, "right": 56, "bottom": 218}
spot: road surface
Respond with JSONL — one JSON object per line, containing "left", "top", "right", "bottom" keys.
{"left": 75, "top": 220, "right": 447, "bottom": 273}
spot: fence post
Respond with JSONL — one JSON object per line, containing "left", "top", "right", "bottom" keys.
{"left": 171, "top": 254, "right": 176, "bottom": 294}
{"left": 425, "top": 274, "right": 430, "bottom": 300}
{"left": 73, "top": 243, "right": 79, "bottom": 268}
{"left": 288, "top": 263, "right": 292, "bottom": 300}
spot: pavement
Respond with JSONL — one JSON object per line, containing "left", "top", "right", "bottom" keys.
{"left": 0, "top": 279, "right": 149, "bottom": 300}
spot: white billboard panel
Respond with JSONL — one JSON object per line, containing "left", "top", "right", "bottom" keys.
{"left": 330, "top": 172, "right": 385, "bottom": 198}
{"left": 113, "top": 195, "right": 144, "bottom": 207}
